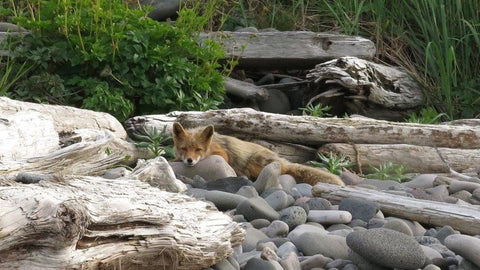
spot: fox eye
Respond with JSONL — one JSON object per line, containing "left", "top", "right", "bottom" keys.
{"left": 195, "top": 148, "right": 203, "bottom": 152}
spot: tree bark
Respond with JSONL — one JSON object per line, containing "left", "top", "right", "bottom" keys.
{"left": 124, "top": 109, "right": 480, "bottom": 149}
{"left": 319, "top": 143, "right": 480, "bottom": 173}
{"left": 199, "top": 31, "right": 376, "bottom": 68}
{"left": 0, "top": 97, "right": 127, "bottom": 139}
{"left": 0, "top": 176, "right": 244, "bottom": 269}
{"left": 312, "top": 183, "right": 480, "bottom": 235}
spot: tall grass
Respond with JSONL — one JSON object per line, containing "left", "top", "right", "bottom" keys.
{"left": 221, "top": 0, "right": 480, "bottom": 119}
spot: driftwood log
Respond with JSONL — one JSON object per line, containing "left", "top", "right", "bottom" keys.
{"left": 0, "top": 97, "right": 127, "bottom": 138}
{"left": 199, "top": 31, "right": 376, "bottom": 68}
{"left": 124, "top": 109, "right": 480, "bottom": 149}
{"left": 305, "top": 57, "right": 424, "bottom": 121}
{"left": 224, "top": 77, "right": 269, "bottom": 101}
{"left": 319, "top": 143, "right": 480, "bottom": 173}
{"left": 0, "top": 176, "right": 244, "bottom": 269}
{"left": 0, "top": 130, "right": 142, "bottom": 178}
{"left": 312, "top": 183, "right": 480, "bottom": 235}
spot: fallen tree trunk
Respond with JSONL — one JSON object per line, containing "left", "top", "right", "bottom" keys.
{"left": 0, "top": 131, "right": 143, "bottom": 178}
{"left": 199, "top": 31, "right": 376, "bottom": 68}
{"left": 124, "top": 109, "right": 480, "bottom": 149}
{"left": 319, "top": 143, "right": 480, "bottom": 173}
{"left": 312, "top": 184, "right": 480, "bottom": 235}
{"left": 0, "top": 97, "right": 127, "bottom": 139}
{"left": 224, "top": 77, "right": 269, "bottom": 101}
{"left": 0, "top": 176, "right": 244, "bottom": 269}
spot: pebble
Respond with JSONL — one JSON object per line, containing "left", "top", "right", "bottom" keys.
{"left": 448, "top": 180, "right": 480, "bottom": 194}
{"left": 258, "top": 237, "right": 290, "bottom": 248}
{"left": 253, "top": 162, "right": 282, "bottom": 193}
{"left": 261, "top": 246, "right": 280, "bottom": 261}
{"left": 348, "top": 219, "right": 367, "bottom": 228}
{"left": 329, "top": 229, "right": 353, "bottom": 237}
{"left": 279, "top": 252, "right": 301, "bottom": 270}
{"left": 404, "top": 174, "right": 438, "bottom": 189}
{"left": 244, "top": 258, "right": 278, "bottom": 270}
{"left": 472, "top": 188, "right": 480, "bottom": 200}
{"left": 237, "top": 250, "right": 261, "bottom": 266}
{"left": 296, "top": 232, "right": 349, "bottom": 259}
{"left": 205, "top": 176, "right": 253, "bottom": 193}
{"left": 327, "top": 224, "right": 352, "bottom": 232}
{"left": 368, "top": 218, "right": 386, "bottom": 229}
{"left": 307, "top": 210, "right": 352, "bottom": 224}
{"left": 340, "top": 170, "right": 364, "bottom": 185}
{"left": 346, "top": 228, "right": 426, "bottom": 269}
{"left": 423, "top": 264, "right": 441, "bottom": 270}
{"left": 264, "top": 220, "right": 290, "bottom": 238}
{"left": 265, "top": 190, "right": 291, "bottom": 211}
{"left": 288, "top": 224, "right": 326, "bottom": 245}
{"left": 214, "top": 258, "right": 236, "bottom": 270}
{"left": 277, "top": 241, "right": 300, "bottom": 258}
{"left": 279, "top": 206, "right": 307, "bottom": 229}
{"left": 348, "top": 250, "right": 388, "bottom": 270}
{"left": 382, "top": 219, "right": 413, "bottom": 236}
{"left": 425, "top": 185, "right": 449, "bottom": 202}
{"left": 295, "top": 183, "right": 313, "bottom": 197}
{"left": 299, "top": 254, "right": 332, "bottom": 270}
{"left": 416, "top": 236, "right": 441, "bottom": 246}
{"left": 251, "top": 219, "right": 271, "bottom": 229}
{"left": 242, "top": 228, "right": 269, "bottom": 252}
{"left": 435, "top": 225, "right": 458, "bottom": 244}
{"left": 450, "top": 190, "right": 472, "bottom": 202}
{"left": 339, "top": 198, "right": 379, "bottom": 222}
{"left": 233, "top": 214, "right": 246, "bottom": 223}
{"left": 170, "top": 155, "right": 236, "bottom": 181}
{"left": 445, "top": 234, "right": 480, "bottom": 268}
{"left": 421, "top": 245, "right": 444, "bottom": 266}
{"left": 186, "top": 187, "right": 208, "bottom": 199}
{"left": 205, "top": 190, "right": 246, "bottom": 210}
{"left": 236, "top": 185, "right": 259, "bottom": 198}
{"left": 279, "top": 174, "right": 297, "bottom": 191}
{"left": 325, "top": 259, "right": 353, "bottom": 269}
{"left": 308, "top": 197, "right": 332, "bottom": 210}
{"left": 258, "top": 88, "right": 291, "bottom": 114}
{"left": 362, "top": 178, "right": 402, "bottom": 190}
{"left": 236, "top": 196, "right": 280, "bottom": 221}
{"left": 228, "top": 256, "right": 240, "bottom": 270}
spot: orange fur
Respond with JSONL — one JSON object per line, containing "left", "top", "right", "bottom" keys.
{"left": 172, "top": 123, "right": 344, "bottom": 186}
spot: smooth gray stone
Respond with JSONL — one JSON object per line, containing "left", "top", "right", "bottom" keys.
{"left": 280, "top": 174, "right": 297, "bottom": 191}
{"left": 348, "top": 249, "right": 389, "bottom": 270}
{"left": 445, "top": 234, "right": 480, "bottom": 268}
{"left": 253, "top": 162, "right": 282, "bottom": 194}
{"left": 382, "top": 219, "right": 414, "bottom": 236}
{"left": 170, "top": 155, "right": 236, "bottom": 181}
{"left": 242, "top": 227, "right": 269, "bottom": 252}
{"left": 296, "top": 232, "right": 349, "bottom": 259}
{"left": 205, "top": 190, "right": 247, "bottom": 210}
{"left": 299, "top": 254, "right": 332, "bottom": 270}
{"left": 280, "top": 206, "right": 307, "bottom": 229}
{"left": 261, "top": 246, "right": 280, "bottom": 261}
{"left": 227, "top": 256, "right": 240, "bottom": 270}
{"left": 308, "top": 197, "right": 332, "bottom": 210}
{"left": 339, "top": 198, "right": 379, "bottom": 222}
{"left": 251, "top": 219, "right": 271, "bottom": 229}
{"left": 295, "top": 183, "right": 313, "bottom": 197}
{"left": 257, "top": 241, "right": 278, "bottom": 252}
{"left": 265, "top": 190, "right": 290, "bottom": 211}
{"left": 237, "top": 250, "right": 261, "bottom": 266}
{"left": 244, "top": 258, "right": 278, "bottom": 270}
{"left": 141, "top": 0, "right": 184, "bottom": 21}
{"left": 205, "top": 176, "right": 253, "bottom": 193}
{"left": 280, "top": 252, "right": 301, "bottom": 270}
{"left": 288, "top": 224, "right": 326, "bottom": 246}
{"left": 277, "top": 241, "right": 300, "bottom": 259}
{"left": 236, "top": 196, "right": 280, "bottom": 221}
{"left": 404, "top": 174, "right": 438, "bottom": 189}
{"left": 237, "top": 185, "right": 259, "bottom": 198}
{"left": 258, "top": 88, "right": 291, "bottom": 114}
{"left": 265, "top": 220, "right": 290, "bottom": 238}
{"left": 435, "top": 225, "right": 458, "bottom": 244}
{"left": 308, "top": 210, "right": 352, "bottom": 224}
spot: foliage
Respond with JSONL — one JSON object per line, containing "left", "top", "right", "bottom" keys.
{"left": 365, "top": 162, "right": 409, "bottom": 182}
{"left": 307, "top": 152, "right": 354, "bottom": 175}
{"left": 2, "top": 0, "right": 230, "bottom": 121}
{"left": 301, "top": 103, "right": 332, "bottom": 117}
{"left": 0, "top": 44, "right": 34, "bottom": 96}
{"left": 407, "top": 107, "right": 448, "bottom": 124}
{"left": 219, "top": 0, "right": 480, "bottom": 120}
{"left": 132, "top": 126, "right": 175, "bottom": 159}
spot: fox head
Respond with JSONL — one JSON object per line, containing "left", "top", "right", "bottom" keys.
{"left": 172, "top": 122, "right": 214, "bottom": 166}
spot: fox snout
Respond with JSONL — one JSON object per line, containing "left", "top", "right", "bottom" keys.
{"left": 182, "top": 156, "right": 201, "bottom": 166}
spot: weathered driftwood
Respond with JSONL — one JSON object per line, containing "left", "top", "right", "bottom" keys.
{"left": 0, "top": 97, "right": 127, "bottom": 138}
{"left": 224, "top": 77, "right": 269, "bottom": 101}
{"left": 124, "top": 108, "right": 480, "bottom": 149}
{"left": 0, "top": 111, "right": 60, "bottom": 160}
{"left": 199, "top": 31, "right": 376, "bottom": 68}
{"left": 0, "top": 131, "right": 142, "bottom": 178}
{"left": 0, "top": 176, "right": 244, "bottom": 269}
{"left": 319, "top": 143, "right": 480, "bottom": 173}
{"left": 306, "top": 57, "right": 424, "bottom": 120}
{"left": 312, "top": 183, "right": 480, "bottom": 235}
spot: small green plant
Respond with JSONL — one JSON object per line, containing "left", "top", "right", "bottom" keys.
{"left": 365, "top": 162, "right": 409, "bottom": 182}
{"left": 301, "top": 103, "right": 332, "bottom": 117}
{"left": 132, "top": 126, "right": 175, "bottom": 159}
{"left": 0, "top": 45, "right": 34, "bottom": 96}
{"left": 308, "top": 152, "right": 354, "bottom": 175}
{"left": 407, "top": 107, "right": 448, "bottom": 124}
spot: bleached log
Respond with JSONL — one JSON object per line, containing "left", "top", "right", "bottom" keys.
{"left": 224, "top": 77, "right": 269, "bottom": 101}
{"left": 306, "top": 57, "right": 424, "bottom": 110}
{"left": 319, "top": 143, "right": 480, "bottom": 173}
{"left": 0, "top": 131, "right": 143, "bottom": 178}
{"left": 312, "top": 183, "right": 480, "bottom": 235}
{"left": 0, "top": 97, "right": 127, "bottom": 139}
{"left": 0, "top": 176, "right": 244, "bottom": 269}
{"left": 124, "top": 108, "right": 480, "bottom": 149}
{"left": 199, "top": 31, "right": 375, "bottom": 68}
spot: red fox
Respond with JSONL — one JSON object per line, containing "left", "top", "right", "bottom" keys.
{"left": 172, "top": 122, "right": 345, "bottom": 186}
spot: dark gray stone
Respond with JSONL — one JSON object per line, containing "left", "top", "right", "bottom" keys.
{"left": 296, "top": 232, "right": 349, "bottom": 259}
{"left": 242, "top": 228, "right": 269, "bottom": 252}
{"left": 280, "top": 206, "right": 307, "bottom": 229}
{"left": 346, "top": 228, "right": 426, "bottom": 269}
{"left": 339, "top": 198, "right": 379, "bottom": 222}
{"left": 237, "top": 185, "right": 259, "bottom": 198}
{"left": 299, "top": 254, "right": 332, "bottom": 270}
{"left": 205, "top": 177, "right": 253, "bottom": 193}
{"left": 325, "top": 259, "right": 353, "bottom": 269}
{"left": 265, "top": 190, "right": 290, "bottom": 211}
{"left": 348, "top": 249, "right": 389, "bottom": 270}
{"left": 205, "top": 190, "right": 246, "bottom": 210}
{"left": 236, "top": 197, "right": 280, "bottom": 221}
{"left": 244, "top": 258, "right": 278, "bottom": 270}
{"left": 258, "top": 89, "right": 291, "bottom": 114}
{"left": 435, "top": 225, "right": 458, "bottom": 244}
{"left": 140, "top": 0, "right": 185, "bottom": 21}
{"left": 251, "top": 219, "right": 271, "bottom": 229}
{"left": 308, "top": 197, "right": 332, "bottom": 210}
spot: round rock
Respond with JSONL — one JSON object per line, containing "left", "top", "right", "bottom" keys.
{"left": 236, "top": 197, "right": 280, "bottom": 221}
{"left": 308, "top": 197, "right": 332, "bottom": 210}
{"left": 279, "top": 206, "right": 307, "bottom": 229}
{"left": 445, "top": 234, "right": 480, "bottom": 268}
{"left": 296, "top": 232, "right": 349, "bottom": 259}
{"left": 244, "top": 258, "right": 278, "bottom": 270}
{"left": 265, "top": 190, "right": 290, "bottom": 211}
{"left": 382, "top": 219, "right": 414, "bottom": 236}
{"left": 308, "top": 210, "right": 352, "bottom": 224}
{"left": 346, "top": 228, "right": 426, "bottom": 269}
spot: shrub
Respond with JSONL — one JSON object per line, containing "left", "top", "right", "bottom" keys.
{"left": 2, "top": 0, "right": 230, "bottom": 121}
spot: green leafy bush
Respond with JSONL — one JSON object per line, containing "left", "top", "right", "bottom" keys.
{"left": 365, "top": 162, "right": 410, "bottom": 182}
{"left": 3, "top": 0, "right": 229, "bottom": 121}
{"left": 307, "top": 152, "right": 354, "bottom": 175}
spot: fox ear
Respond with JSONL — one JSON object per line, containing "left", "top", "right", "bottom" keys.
{"left": 200, "top": 125, "right": 214, "bottom": 143}
{"left": 172, "top": 122, "right": 186, "bottom": 139}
